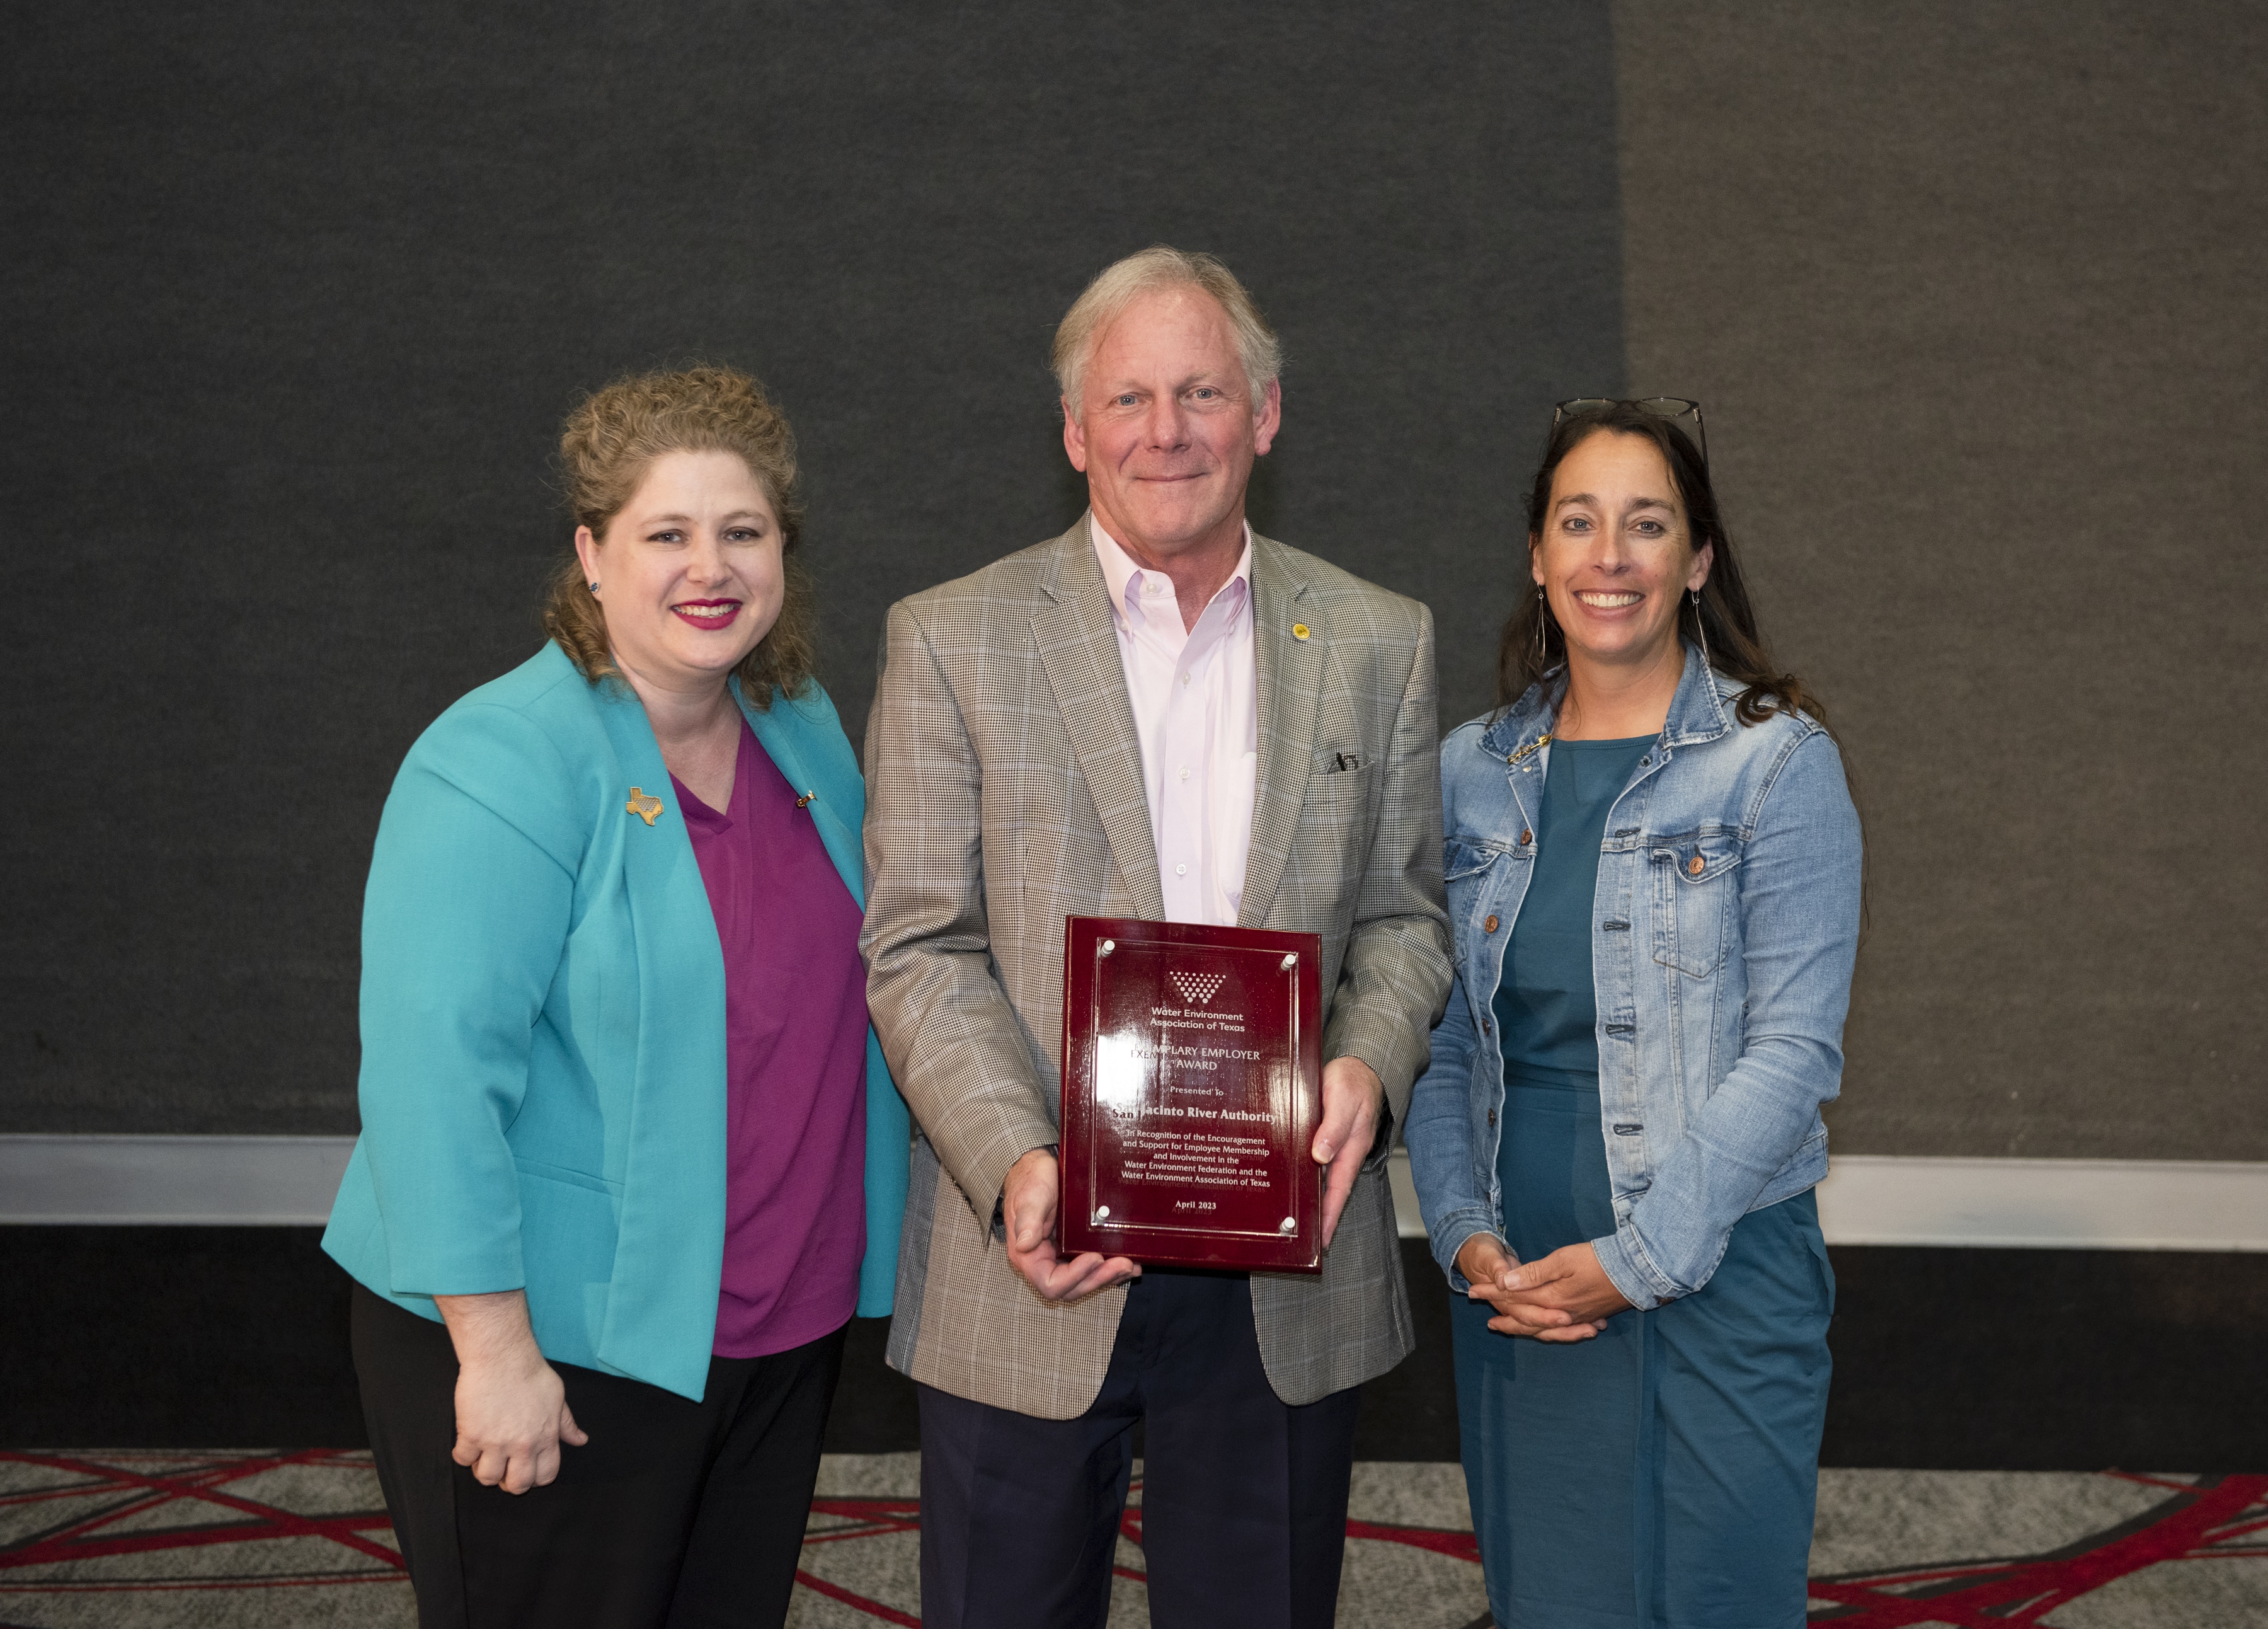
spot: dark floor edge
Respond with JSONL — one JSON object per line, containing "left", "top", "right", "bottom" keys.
{"left": 3, "top": 1229, "right": 2261, "bottom": 1469}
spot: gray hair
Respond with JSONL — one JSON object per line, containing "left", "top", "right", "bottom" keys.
{"left": 1051, "top": 246, "right": 1283, "bottom": 422}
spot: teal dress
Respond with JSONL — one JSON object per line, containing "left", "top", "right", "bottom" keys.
{"left": 1451, "top": 737, "right": 1834, "bottom": 1628}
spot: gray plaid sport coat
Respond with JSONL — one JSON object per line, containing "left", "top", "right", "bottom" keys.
{"left": 861, "top": 517, "right": 1452, "bottom": 1417}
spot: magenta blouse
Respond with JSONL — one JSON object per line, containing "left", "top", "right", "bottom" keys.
{"left": 672, "top": 718, "right": 869, "bottom": 1358}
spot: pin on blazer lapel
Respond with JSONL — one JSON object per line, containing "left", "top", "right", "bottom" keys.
{"left": 739, "top": 686, "right": 866, "bottom": 908}
{"left": 1240, "top": 535, "right": 1321, "bottom": 930}
{"left": 1032, "top": 519, "right": 1166, "bottom": 920}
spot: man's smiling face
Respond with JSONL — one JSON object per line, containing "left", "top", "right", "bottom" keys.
{"left": 1062, "top": 284, "right": 1280, "bottom": 561}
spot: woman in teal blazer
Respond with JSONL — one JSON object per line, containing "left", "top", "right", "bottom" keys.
{"left": 323, "top": 367, "right": 908, "bottom": 1629}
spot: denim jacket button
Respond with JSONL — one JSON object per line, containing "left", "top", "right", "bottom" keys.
{"left": 1687, "top": 854, "right": 1705, "bottom": 876}
{"left": 1484, "top": 914, "right": 1499, "bottom": 933}
{"left": 1487, "top": 1108, "right": 1498, "bottom": 1126}
{"left": 1518, "top": 829, "right": 1533, "bottom": 845}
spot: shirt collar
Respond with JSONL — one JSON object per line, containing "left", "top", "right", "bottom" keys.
{"left": 1091, "top": 513, "right": 1252, "bottom": 629}
{"left": 1478, "top": 643, "right": 1729, "bottom": 760}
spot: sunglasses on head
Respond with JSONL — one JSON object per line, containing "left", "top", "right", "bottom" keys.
{"left": 1551, "top": 397, "right": 1707, "bottom": 468}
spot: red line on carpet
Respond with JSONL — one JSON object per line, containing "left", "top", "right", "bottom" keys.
{"left": 1804, "top": 1473, "right": 2268, "bottom": 1628}
{"left": 792, "top": 1569, "right": 920, "bottom": 1625}
{"left": 0, "top": 1451, "right": 404, "bottom": 1572}
{"left": 1345, "top": 1518, "right": 1484, "bottom": 1563}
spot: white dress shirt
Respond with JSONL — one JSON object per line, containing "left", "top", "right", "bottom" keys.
{"left": 1091, "top": 515, "right": 1259, "bottom": 927}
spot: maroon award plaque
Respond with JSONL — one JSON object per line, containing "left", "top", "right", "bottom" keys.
{"left": 1058, "top": 916, "right": 1325, "bottom": 1273}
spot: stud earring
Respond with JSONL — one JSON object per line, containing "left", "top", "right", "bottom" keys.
{"left": 588, "top": 582, "right": 600, "bottom": 594}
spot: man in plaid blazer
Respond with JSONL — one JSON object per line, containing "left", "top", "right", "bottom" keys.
{"left": 861, "top": 247, "right": 1452, "bottom": 1628}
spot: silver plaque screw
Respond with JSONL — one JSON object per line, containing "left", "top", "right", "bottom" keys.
{"left": 1099, "top": 940, "right": 1115, "bottom": 957}
{"left": 1094, "top": 1206, "right": 1111, "bottom": 1222}
{"left": 1280, "top": 953, "right": 1297, "bottom": 971}
{"left": 1280, "top": 1216, "right": 1297, "bottom": 1233}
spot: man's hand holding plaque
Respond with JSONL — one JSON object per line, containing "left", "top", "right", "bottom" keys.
{"left": 1059, "top": 916, "right": 1328, "bottom": 1273}
{"left": 1001, "top": 1147, "right": 1142, "bottom": 1305}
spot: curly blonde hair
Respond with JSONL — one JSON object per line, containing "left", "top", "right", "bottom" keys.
{"left": 542, "top": 365, "right": 815, "bottom": 708}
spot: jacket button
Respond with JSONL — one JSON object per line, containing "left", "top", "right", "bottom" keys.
{"left": 1687, "top": 854, "right": 1705, "bottom": 876}
{"left": 1519, "top": 829, "right": 1533, "bottom": 845}
{"left": 1481, "top": 1018, "right": 1492, "bottom": 1035}
{"left": 1487, "top": 1108, "right": 1497, "bottom": 1126}
{"left": 1484, "top": 914, "right": 1499, "bottom": 933}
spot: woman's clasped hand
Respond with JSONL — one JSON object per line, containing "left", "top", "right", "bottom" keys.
{"left": 1454, "top": 1233, "right": 1626, "bottom": 1341}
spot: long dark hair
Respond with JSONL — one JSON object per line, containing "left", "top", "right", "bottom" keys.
{"left": 1495, "top": 401, "right": 1823, "bottom": 729}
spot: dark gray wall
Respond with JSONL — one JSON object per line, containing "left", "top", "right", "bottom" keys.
{"left": 12, "top": 4, "right": 2259, "bottom": 1160}
{"left": 1615, "top": 2, "right": 2268, "bottom": 1156}
{"left": 3, "top": 3, "right": 1622, "bottom": 1131}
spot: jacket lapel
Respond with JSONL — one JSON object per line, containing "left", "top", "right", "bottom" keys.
{"left": 1240, "top": 534, "right": 1320, "bottom": 929}
{"left": 587, "top": 677, "right": 729, "bottom": 1390}
{"left": 1031, "top": 516, "right": 1165, "bottom": 920}
{"left": 740, "top": 688, "right": 867, "bottom": 907}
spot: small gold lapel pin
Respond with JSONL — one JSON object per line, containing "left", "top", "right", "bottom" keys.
{"left": 626, "top": 787, "right": 663, "bottom": 826}
{"left": 795, "top": 790, "right": 818, "bottom": 809}
{"left": 1292, "top": 623, "right": 1312, "bottom": 642}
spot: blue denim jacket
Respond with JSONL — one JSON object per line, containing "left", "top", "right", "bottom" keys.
{"left": 1403, "top": 646, "right": 1861, "bottom": 1308}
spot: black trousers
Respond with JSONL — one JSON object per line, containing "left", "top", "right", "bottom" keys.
{"left": 916, "top": 1268, "right": 1362, "bottom": 1629}
{"left": 351, "top": 1282, "right": 845, "bottom": 1629}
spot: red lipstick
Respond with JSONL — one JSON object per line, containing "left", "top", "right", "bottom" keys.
{"left": 670, "top": 599, "right": 742, "bottom": 630}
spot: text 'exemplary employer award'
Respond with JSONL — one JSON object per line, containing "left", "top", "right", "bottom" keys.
{"left": 1058, "top": 916, "right": 1324, "bottom": 1273}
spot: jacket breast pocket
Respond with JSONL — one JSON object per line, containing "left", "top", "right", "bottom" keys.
{"left": 1303, "top": 749, "right": 1374, "bottom": 865}
{"left": 1313, "top": 747, "right": 1373, "bottom": 795}
{"left": 1650, "top": 829, "right": 1741, "bottom": 977}
{"left": 1444, "top": 836, "right": 1510, "bottom": 937}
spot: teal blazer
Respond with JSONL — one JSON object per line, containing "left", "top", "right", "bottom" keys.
{"left": 322, "top": 643, "right": 909, "bottom": 1402}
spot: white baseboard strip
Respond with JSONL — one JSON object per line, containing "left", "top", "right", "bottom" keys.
{"left": 1810, "top": 1154, "right": 2268, "bottom": 1252}
{"left": 3, "top": 1136, "right": 2262, "bottom": 1252}
{"left": 1385, "top": 1148, "right": 2268, "bottom": 1252}
{"left": 0, "top": 1135, "right": 355, "bottom": 1226}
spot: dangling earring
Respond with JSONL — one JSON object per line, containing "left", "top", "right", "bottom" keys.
{"left": 1533, "top": 584, "right": 1550, "bottom": 665}
{"left": 1690, "top": 587, "right": 1712, "bottom": 672}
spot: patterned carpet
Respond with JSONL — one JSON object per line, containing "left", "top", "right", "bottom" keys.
{"left": 1, "top": 1450, "right": 2262, "bottom": 1626}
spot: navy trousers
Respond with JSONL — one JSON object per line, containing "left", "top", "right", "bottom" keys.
{"left": 915, "top": 1267, "right": 1362, "bottom": 1629}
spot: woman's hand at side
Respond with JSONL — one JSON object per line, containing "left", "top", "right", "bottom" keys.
{"left": 434, "top": 1291, "right": 588, "bottom": 1494}
{"left": 1456, "top": 1234, "right": 1603, "bottom": 1342}
{"left": 1484, "top": 1241, "right": 1630, "bottom": 1337}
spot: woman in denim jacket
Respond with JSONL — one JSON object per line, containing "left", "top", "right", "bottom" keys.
{"left": 1404, "top": 399, "right": 1861, "bottom": 1628}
